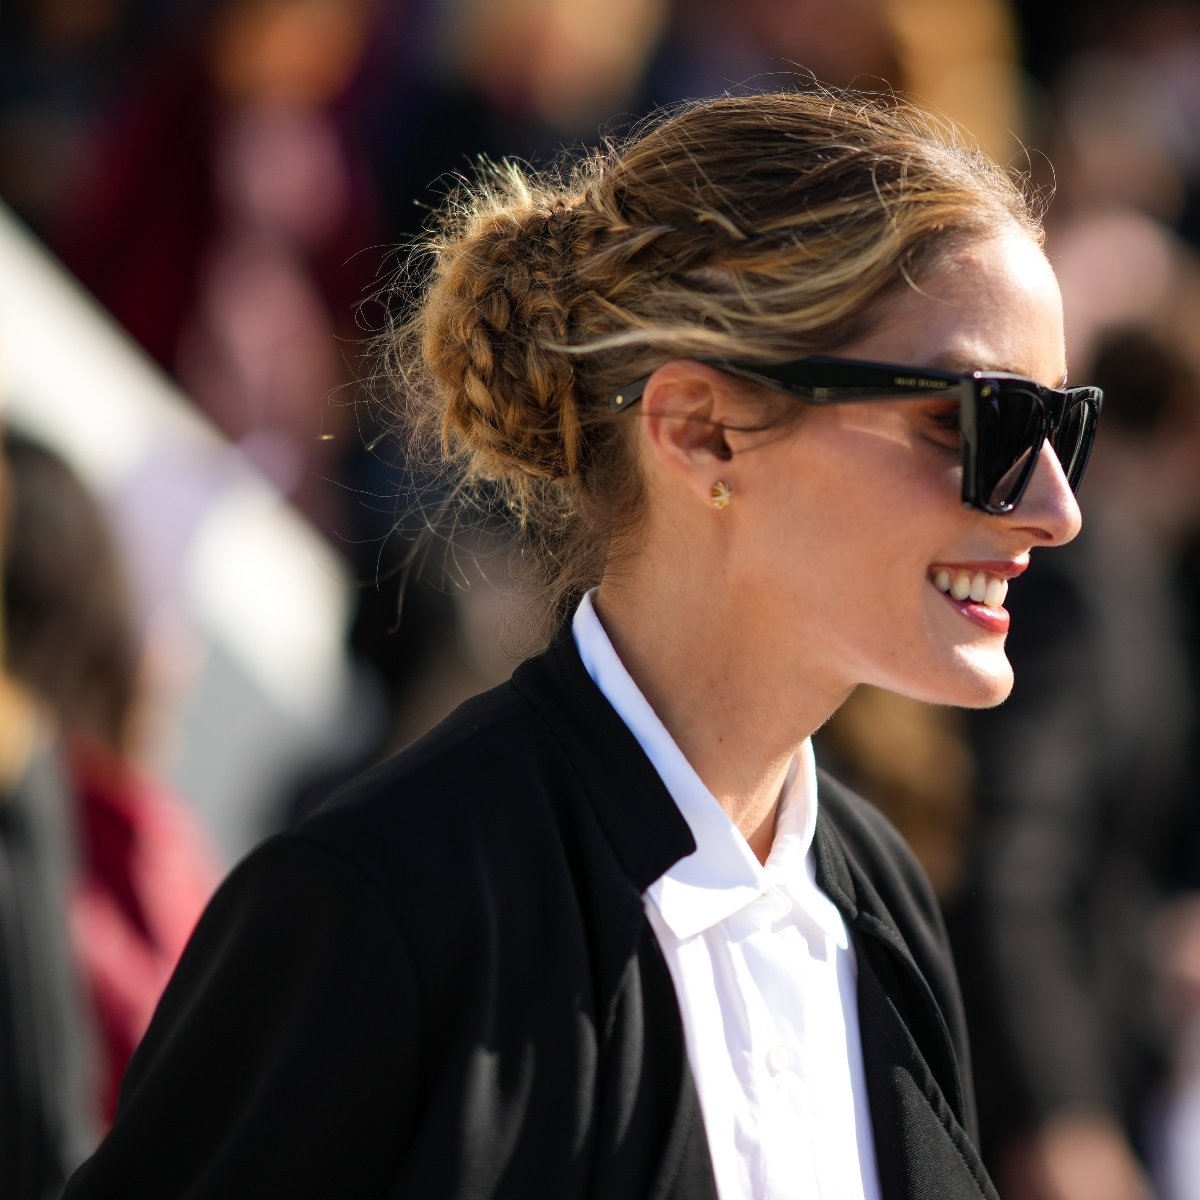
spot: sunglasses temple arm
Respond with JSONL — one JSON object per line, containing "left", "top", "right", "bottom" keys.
{"left": 609, "top": 378, "right": 650, "bottom": 412}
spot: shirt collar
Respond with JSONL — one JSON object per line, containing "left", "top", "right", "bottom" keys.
{"left": 572, "top": 591, "right": 822, "bottom": 940}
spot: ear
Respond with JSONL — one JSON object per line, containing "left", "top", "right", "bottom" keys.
{"left": 638, "top": 361, "right": 739, "bottom": 506}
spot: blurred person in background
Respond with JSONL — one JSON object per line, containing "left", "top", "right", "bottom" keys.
{"left": 2, "top": 430, "right": 222, "bottom": 1129}
{"left": 947, "top": 312, "right": 1200, "bottom": 1200}
{"left": 356, "top": 0, "right": 1025, "bottom": 278}
{"left": 44, "top": 0, "right": 477, "bottom": 765}
{"left": 51, "top": 0, "right": 382, "bottom": 534}
{"left": 641, "top": 0, "right": 1025, "bottom": 166}
{"left": 352, "top": 0, "right": 672, "bottom": 245}
{"left": 1038, "top": 1, "right": 1200, "bottom": 250}
{"left": 0, "top": 415, "right": 98, "bottom": 1197}
{"left": 0, "top": 0, "right": 186, "bottom": 235}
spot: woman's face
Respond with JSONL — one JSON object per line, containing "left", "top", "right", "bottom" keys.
{"left": 724, "top": 223, "right": 1080, "bottom": 709}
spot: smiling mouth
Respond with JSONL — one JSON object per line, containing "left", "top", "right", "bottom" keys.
{"left": 932, "top": 568, "right": 1009, "bottom": 608}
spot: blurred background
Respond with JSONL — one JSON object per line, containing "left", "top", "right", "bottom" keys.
{"left": 2, "top": 1, "right": 1200, "bottom": 1197}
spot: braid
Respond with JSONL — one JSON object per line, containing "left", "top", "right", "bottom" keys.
{"left": 422, "top": 185, "right": 612, "bottom": 491}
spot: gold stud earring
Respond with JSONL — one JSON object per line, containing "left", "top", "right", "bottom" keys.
{"left": 710, "top": 480, "right": 733, "bottom": 509}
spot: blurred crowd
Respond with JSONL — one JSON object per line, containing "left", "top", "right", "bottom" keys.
{"left": 3, "top": 0, "right": 1200, "bottom": 1197}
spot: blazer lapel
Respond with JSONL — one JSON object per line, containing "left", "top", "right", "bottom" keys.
{"left": 814, "top": 800, "right": 999, "bottom": 1200}
{"left": 512, "top": 635, "right": 719, "bottom": 1200}
{"left": 854, "top": 939, "right": 998, "bottom": 1200}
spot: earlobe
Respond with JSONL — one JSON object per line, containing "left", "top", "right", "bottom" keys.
{"left": 639, "top": 361, "right": 737, "bottom": 504}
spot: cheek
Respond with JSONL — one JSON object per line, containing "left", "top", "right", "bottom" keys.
{"left": 738, "top": 416, "right": 958, "bottom": 606}
{"left": 745, "top": 474, "right": 919, "bottom": 622}
{"left": 796, "top": 410, "right": 948, "bottom": 504}
{"left": 778, "top": 442, "right": 941, "bottom": 563}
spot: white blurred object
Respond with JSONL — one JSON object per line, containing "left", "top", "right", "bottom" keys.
{"left": 0, "top": 202, "right": 361, "bottom": 859}
{"left": 1151, "top": 1020, "right": 1200, "bottom": 1200}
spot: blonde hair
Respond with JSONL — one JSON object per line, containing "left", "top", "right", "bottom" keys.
{"left": 387, "top": 89, "right": 1042, "bottom": 638}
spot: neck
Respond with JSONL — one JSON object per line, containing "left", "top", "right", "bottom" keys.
{"left": 594, "top": 577, "right": 845, "bottom": 863}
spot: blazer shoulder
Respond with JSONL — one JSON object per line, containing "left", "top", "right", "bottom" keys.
{"left": 290, "top": 635, "right": 692, "bottom": 909}
{"left": 293, "top": 679, "right": 572, "bottom": 868}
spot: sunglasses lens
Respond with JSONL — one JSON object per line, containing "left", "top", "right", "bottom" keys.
{"left": 976, "top": 388, "right": 1043, "bottom": 511}
{"left": 1051, "top": 396, "right": 1096, "bottom": 489}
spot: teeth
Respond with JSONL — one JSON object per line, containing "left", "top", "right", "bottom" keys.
{"left": 933, "top": 569, "right": 1009, "bottom": 608}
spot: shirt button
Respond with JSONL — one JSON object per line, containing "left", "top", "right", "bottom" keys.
{"left": 767, "top": 1044, "right": 793, "bottom": 1073}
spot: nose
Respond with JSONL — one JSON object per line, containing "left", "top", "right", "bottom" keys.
{"left": 1005, "top": 441, "right": 1083, "bottom": 545}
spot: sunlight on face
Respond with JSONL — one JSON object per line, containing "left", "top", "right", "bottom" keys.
{"left": 723, "top": 223, "right": 1081, "bottom": 710}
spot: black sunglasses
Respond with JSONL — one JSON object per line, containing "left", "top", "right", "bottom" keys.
{"left": 608, "top": 355, "right": 1103, "bottom": 515}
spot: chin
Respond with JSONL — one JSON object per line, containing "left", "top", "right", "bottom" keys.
{"left": 956, "top": 679, "right": 1015, "bottom": 709}
{"left": 885, "top": 650, "right": 1014, "bottom": 710}
{"left": 944, "top": 657, "right": 1015, "bottom": 709}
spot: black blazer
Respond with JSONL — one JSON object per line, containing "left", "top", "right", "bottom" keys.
{"left": 63, "top": 633, "right": 998, "bottom": 1200}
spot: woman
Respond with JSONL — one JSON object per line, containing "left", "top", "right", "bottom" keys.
{"left": 63, "top": 90, "right": 1100, "bottom": 1200}
{"left": 2, "top": 431, "right": 223, "bottom": 1127}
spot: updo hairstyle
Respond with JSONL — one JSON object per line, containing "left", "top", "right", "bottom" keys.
{"left": 390, "top": 89, "right": 1042, "bottom": 635}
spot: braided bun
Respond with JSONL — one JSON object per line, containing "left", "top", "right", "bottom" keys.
{"left": 421, "top": 174, "right": 595, "bottom": 485}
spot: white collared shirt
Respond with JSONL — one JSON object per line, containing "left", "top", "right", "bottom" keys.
{"left": 573, "top": 592, "right": 882, "bottom": 1200}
